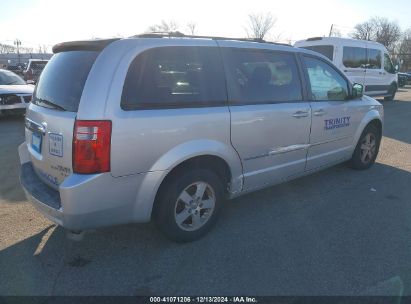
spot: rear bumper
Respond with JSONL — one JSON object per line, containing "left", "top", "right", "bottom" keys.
{"left": 20, "top": 162, "right": 64, "bottom": 225}
{"left": 18, "top": 143, "right": 159, "bottom": 230}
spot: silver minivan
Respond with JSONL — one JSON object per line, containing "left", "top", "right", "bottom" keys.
{"left": 19, "top": 34, "right": 384, "bottom": 242}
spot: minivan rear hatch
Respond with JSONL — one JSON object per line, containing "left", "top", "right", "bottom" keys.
{"left": 25, "top": 45, "right": 104, "bottom": 190}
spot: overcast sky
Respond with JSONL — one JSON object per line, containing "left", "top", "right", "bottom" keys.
{"left": 1, "top": 0, "right": 410, "bottom": 49}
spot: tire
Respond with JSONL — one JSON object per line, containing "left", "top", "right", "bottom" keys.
{"left": 384, "top": 84, "right": 397, "bottom": 101}
{"left": 349, "top": 124, "right": 381, "bottom": 170}
{"left": 154, "top": 168, "right": 224, "bottom": 242}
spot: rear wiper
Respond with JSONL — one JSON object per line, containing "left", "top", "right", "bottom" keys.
{"left": 6, "top": 81, "right": 18, "bottom": 85}
{"left": 35, "top": 98, "right": 66, "bottom": 111}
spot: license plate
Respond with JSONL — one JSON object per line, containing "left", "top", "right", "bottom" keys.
{"left": 31, "top": 132, "right": 42, "bottom": 153}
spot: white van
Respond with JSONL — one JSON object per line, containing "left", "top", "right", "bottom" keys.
{"left": 294, "top": 37, "right": 398, "bottom": 100}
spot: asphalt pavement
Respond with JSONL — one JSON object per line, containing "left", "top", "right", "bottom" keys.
{"left": 1, "top": 87, "right": 411, "bottom": 296}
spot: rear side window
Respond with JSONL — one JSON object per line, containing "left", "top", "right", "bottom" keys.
{"left": 301, "top": 45, "right": 334, "bottom": 60}
{"left": 222, "top": 48, "right": 302, "bottom": 104}
{"left": 121, "top": 47, "right": 227, "bottom": 110}
{"left": 33, "top": 51, "right": 98, "bottom": 112}
{"left": 367, "top": 49, "right": 382, "bottom": 69}
{"left": 342, "top": 46, "right": 367, "bottom": 68}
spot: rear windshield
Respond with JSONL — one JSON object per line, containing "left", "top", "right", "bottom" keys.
{"left": 33, "top": 51, "right": 98, "bottom": 112}
{"left": 301, "top": 45, "right": 334, "bottom": 61}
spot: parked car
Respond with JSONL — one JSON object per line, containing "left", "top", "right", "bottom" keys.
{"left": 294, "top": 37, "right": 398, "bottom": 101}
{"left": 19, "top": 35, "right": 383, "bottom": 242}
{"left": 404, "top": 72, "right": 411, "bottom": 84}
{"left": 0, "top": 69, "right": 33, "bottom": 115}
{"left": 23, "top": 59, "right": 49, "bottom": 84}
{"left": 398, "top": 72, "right": 408, "bottom": 87}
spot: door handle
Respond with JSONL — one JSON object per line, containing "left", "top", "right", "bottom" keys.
{"left": 292, "top": 111, "right": 309, "bottom": 118}
{"left": 313, "top": 109, "right": 326, "bottom": 116}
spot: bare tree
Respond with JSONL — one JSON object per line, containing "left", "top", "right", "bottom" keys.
{"left": 245, "top": 12, "right": 276, "bottom": 40}
{"left": 269, "top": 32, "right": 284, "bottom": 43}
{"left": 37, "top": 44, "right": 49, "bottom": 53}
{"left": 186, "top": 22, "right": 197, "bottom": 35}
{"left": 375, "top": 18, "right": 402, "bottom": 52}
{"left": 0, "top": 43, "right": 16, "bottom": 54}
{"left": 329, "top": 28, "right": 342, "bottom": 38}
{"left": 0, "top": 43, "right": 33, "bottom": 54}
{"left": 147, "top": 20, "right": 179, "bottom": 32}
{"left": 398, "top": 28, "right": 411, "bottom": 71}
{"left": 352, "top": 20, "right": 375, "bottom": 40}
{"left": 20, "top": 47, "right": 34, "bottom": 53}
{"left": 352, "top": 17, "right": 402, "bottom": 52}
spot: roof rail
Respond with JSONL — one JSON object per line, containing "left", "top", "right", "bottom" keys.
{"left": 134, "top": 31, "right": 186, "bottom": 38}
{"left": 130, "top": 32, "right": 291, "bottom": 47}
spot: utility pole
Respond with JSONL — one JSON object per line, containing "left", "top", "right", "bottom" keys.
{"left": 329, "top": 24, "right": 334, "bottom": 37}
{"left": 14, "top": 39, "right": 21, "bottom": 65}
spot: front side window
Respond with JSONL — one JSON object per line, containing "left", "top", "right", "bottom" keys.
{"left": 367, "top": 49, "right": 382, "bottom": 69}
{"left": 342, "top": 46, "right": 367, "bottom": 68}
{"left": 303, "top": 56, "right": 348, "bottom": 101}
{"left": 121, "top": 47, "right": 226, "bottom": 110}
{"left": 384, "top": 53, "right": 395, "bottom": 73}
{"left": 222, "top": 48, "right": 302, "bottom": 104}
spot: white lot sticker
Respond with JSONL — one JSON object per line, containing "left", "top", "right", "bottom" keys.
{"left": 49, "top": 133, "right": 63, "bottom": 157}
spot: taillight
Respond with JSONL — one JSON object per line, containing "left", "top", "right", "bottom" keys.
{"left": 73, "top": 120, "right": 111, "bottom": 174}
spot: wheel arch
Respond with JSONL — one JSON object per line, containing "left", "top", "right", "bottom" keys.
{"left": 368, "top": 118, "right": 382, "bottom": 135}
{"left": 132, "top": 139, "right": 243, "bottom": 222}
{"left": 391, "top": 81, "right": 398, "bottom": 89}
{"left": 151, "top": 154, "right": 233, "bottom": 220}
{"left": 352, "top": 111, "right": 383, "bottom": 152}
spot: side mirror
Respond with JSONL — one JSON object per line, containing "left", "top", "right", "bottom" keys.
{"left": 395, "top": 64, "right": 399, "bottom": 72}
{"left": 351, "top": 83, "right": 363, "bottom": 99}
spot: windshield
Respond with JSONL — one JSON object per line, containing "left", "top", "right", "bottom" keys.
{"left": 384, "top": 53, "right": 395, "bottom": 73}
{"left": 0, "top": 69, "right": 26, "bottom": 85}
{"left": 33, "top": 51, "right": 98, "bottom": 111}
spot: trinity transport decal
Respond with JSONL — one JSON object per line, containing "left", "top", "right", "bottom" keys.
{"left": 324, "top": 116, "right": 351, "bottom": 130}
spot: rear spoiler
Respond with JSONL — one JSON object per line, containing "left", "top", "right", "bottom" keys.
{"left": 52, "top": 38, "right": 120, "bottom": 54}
